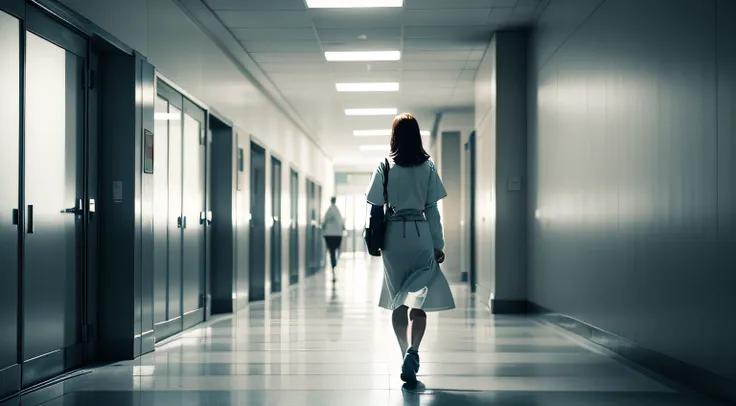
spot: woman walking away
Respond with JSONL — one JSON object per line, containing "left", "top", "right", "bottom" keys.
{"left": 322, "top": 197, "right": 345, "bottom": 282}
{"left": 365, "top": 113, "right": 455, "bottom": 386}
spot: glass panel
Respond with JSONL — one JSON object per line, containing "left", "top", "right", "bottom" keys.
{"left": 0, "top": 11, "right": 20, "bottom": 370}
{"left": 23, "top": 31, "right": 83, "bottom": 359}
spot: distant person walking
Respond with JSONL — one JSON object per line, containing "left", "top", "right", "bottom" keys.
{"left": 322, "top": 197, "right": 345, "bottom": 281}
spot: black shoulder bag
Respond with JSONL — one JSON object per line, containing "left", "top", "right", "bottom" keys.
{"left": 364, "top": 159, "right": 391, "bottom": 257}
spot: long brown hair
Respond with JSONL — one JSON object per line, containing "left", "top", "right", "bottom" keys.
{"left": 390, "top": 113, "right": 430, "bottom": 167}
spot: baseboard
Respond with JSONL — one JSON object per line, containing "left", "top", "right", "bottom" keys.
{"left": 0, "top": 364, "right": 21, "bottom": 401}
{"left": 528, "top": 301, "right": 736, "bottom": 403}
{"left": 490, "top": 299, "right": 528, "bottom": 314}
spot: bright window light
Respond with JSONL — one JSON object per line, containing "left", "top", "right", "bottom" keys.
{"left": 353, "top": 129, "right": 430, "bottom": 136}
{"left": 325, "top": 51, "right": 401, "bottom": 62}
{"left": 336, "top": 82, "right": 399, "bottom": 92}
{"left": 307, "top": 0, "right": 403, "bottom": 8}
{"left": 154, "top": 112, "right": 180, "bottom": 121}
{"left": 360, "top": 145, "right": 391, "bottom": 151}
{"left": 345, "top": 108, "right": 398, "bottom": 116}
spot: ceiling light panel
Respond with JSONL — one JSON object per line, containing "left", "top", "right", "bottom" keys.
{"left": 336, "top": 82, "right": 399, "bottom": 92}
{"left": 307, "top": 0, "right": 403, "bottom": 8}
{"left": 345, "top": 108, "right": 398, "bottom": 116}
{"left": 325, "top": 51, "right": 401, "bottom": 62}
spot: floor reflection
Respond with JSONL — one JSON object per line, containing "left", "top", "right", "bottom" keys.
{"left": 1, "top": 255, "right": 727, "bottom": 406}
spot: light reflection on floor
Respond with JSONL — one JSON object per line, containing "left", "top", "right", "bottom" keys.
{"left": 2, "top": 255, "right": 726, "bottom": 406}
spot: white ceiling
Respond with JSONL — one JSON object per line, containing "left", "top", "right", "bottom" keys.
{"left": 201, "top": 0, "right": 548, "bottom": 169}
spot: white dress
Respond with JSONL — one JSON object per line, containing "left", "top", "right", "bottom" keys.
{"left": 366, "top": 159, "right": 456, "bottom": 312}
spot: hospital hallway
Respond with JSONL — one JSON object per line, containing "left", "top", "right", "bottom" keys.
{"left": 4, "top": 256, "right": 725, "bottom": 406}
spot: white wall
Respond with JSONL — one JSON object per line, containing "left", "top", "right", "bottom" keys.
{"left": 528, "top": 0, "right": 736, "bottom": 381}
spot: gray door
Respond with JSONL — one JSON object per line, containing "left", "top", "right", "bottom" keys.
{"left": 0, "top": 9, "right": 21, "bottom": 398}
{"left": 289, "top": 169, "right": 299, "bottom": 285}
{"left": 23, "top": 13, "right": 86, "bottom": 387}
{"left": 270, "top": 157, "right": 282, "bottom": 293}
{"left": 181, "top": 100, "right": 206, "bottom": 327}
{"left": 249, "top": 143, "right": 266, "bottom": 301}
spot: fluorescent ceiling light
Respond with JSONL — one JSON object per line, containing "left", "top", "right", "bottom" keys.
{"left": 345, "top": 108, "right": 398, "bottom": 116}
{"left": 354, "top": 129, "right": 431, "bottom": 136}
{"left": 325, "top": 51, "right": 401, "bottom": 62}
{"left": 307, "top": 0, "right": 403, "bottom": 8}
{"left": 360, "top": 145, "right": 391, "bottom": 151}
{"left": 336, "top": 82, "right": 399, "bottom": 92}
{"left": 154, "top": 112, "right": 180, "bottom": 121}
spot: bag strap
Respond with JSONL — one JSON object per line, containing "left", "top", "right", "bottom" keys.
{"left": 382, "top": 158, "right": 391, "bottom": 205}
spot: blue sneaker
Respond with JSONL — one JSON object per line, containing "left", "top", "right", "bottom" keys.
{"left": 400, "top": 348, "right": 419, "bottom": 384}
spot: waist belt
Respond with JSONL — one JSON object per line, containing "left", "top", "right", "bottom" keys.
{"left": 387, "top": 210, "right": 426, "bottom": 238}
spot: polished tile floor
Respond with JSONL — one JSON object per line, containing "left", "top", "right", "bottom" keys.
{"left": 6, "top": 256, "right": 726, "bottom": 405}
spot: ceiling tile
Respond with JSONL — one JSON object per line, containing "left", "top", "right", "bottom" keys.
{"left": 404, "top": 38, "right": 485, "bottom": 51}
{"left": 404, "top": 26, "right": 493, "bottom": 41}
{"left": 316, "top": 28, "right": 401, "bottom": 42}
{"left": 240, "top": 39, "right": 322, "bottom": 53}
{"left": 330, "top": 71, "right": 402, "bottom": 82}
{"left": 459, "top": 69, "right": 478, "bottom": 80}
{"left": 402, "top": 60, "right": 468, "bottom": 70}
{"left": 216, "top": 10, "right": 312, "bottom": 29}
{"left": 401, "top": 70, "right": 461, "bottom": 81}
{"left": 311, "top": 9, "right": 403, "bottom": 29}
{"left": 487, "top": 7, "right": 514, "bottom": 23}
{"left": 464, "top": 60, "right": 482, "bottom": 69}
{"left": 259, "top": 62, "right": 328, "bottom": 73}
{"left": 402, "top": 50, "right": 473, "bottom": 61}
{"left": 404, "top": 0, "right": 494, "bottom": 9}
{"left": 404, "top": 9, "right": 492, "bottom": 26}
{"left": 251, "top": 52, "right": 325, "bottom": 62}
{"left": 320, "top": 39, "right": 401, "bottom": 52}
{"left": 204, "top": 0, "right": 307, "bottom": 10}
{"left": 327, "top": 61, "right": 402, "bottom": 73}
{"left": 231, "top": 28, "right": 316, "bottom": 41}
{"left": 469, "top": 49, "right": 487, "bottom": 60}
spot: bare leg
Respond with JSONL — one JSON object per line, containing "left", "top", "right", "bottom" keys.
{"left": 392, "top": 306, "right": 410, "bottom": 356}
{"left": 409, "top": 309, "right": 427, "bottom": 351}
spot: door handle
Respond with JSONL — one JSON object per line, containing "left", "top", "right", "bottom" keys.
{"left": 183, "top": 216, "right": 187, "bottom": 229}
{"left": 12, "top": 209, "right": 19, "bottom": 226}
{"left": 27, "top": 205, "right": 34, "bottom": 234}
{"left": 199, "top": 211, "right": 206, "bottom": 225}
{"left": 61, "top": 199, "right": 83, "bottom": 215}
{"left": 177, "top": 216, "right": 182, "bottom": 228}
{"left": 206, "top": 211, "right": 212, "bottom": 225}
